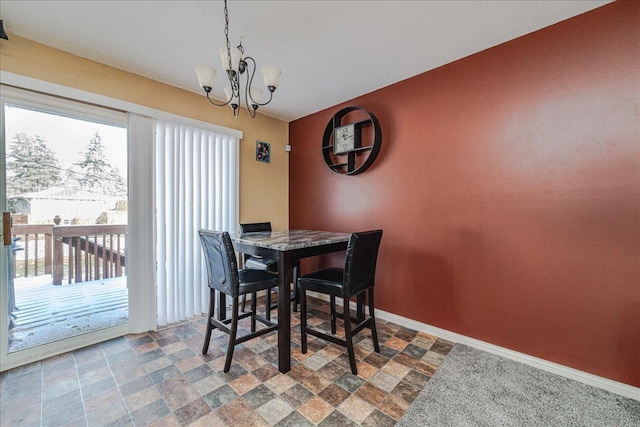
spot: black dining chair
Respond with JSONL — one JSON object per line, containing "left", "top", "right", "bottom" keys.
{"left": 298, "top": 229, "right": 383, "bottom": 375}
{"left": 199, "top": 229, "right": 278, "bottom": 373}
{"left": 239, "top": 222, "right": 300, "bottom": 319}
{"left": 240, "top": 222, "right": 278, "bottom": 272}
{"left": 239, "top": 222, "right": 277, "bottom": 317}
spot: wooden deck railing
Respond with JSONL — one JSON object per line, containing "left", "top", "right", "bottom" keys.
{"left": 11, "top": 224, "right": 127, "bottom": 285}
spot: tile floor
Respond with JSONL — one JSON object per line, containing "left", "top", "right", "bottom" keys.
{"left": 0, "top": 297, "right": 454, "bottom": 426}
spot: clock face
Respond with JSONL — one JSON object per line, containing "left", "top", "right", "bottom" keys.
{"left": 334, "top": 124, "right": 355, "bottom": 154}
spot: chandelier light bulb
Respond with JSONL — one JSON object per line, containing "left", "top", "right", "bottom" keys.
{"left": 194, "top": 65, "right": 217, "bottom": 92}
{"left": 262, "top": 66, "right": 281, "bottom": 91}
{"left": 224, "top": 87, "right": 239, "bottom": 107}
{"left": 249, "top": 87, "right": 263, "bottom": 110}
{"left": 218, "top": 46, "right": 242, "bottom": 74}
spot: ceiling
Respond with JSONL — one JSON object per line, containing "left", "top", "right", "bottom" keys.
{"left": 1, "top": 1, "right": 610, "bottom": 122}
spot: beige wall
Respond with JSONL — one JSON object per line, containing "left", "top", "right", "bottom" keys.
{"left": 0, "top": 34, "right": 290, "bottom": 230}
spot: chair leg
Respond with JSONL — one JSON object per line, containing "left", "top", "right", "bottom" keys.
{"left": 241, "top": 294, "right": 247, "bottom": 312}
{"left": 218, "top": 291, "right": 226, "bottom": 321}
{"left": 265, "top": 289, "right": 272, "bottom": 321}
{"left": 343, "top": 296, "right": 358, "bottom": 375}
{"left": 330, "top": 295, "right": 337, "bottom": 334}
{"left": 300, "top": 288, "right": 308, "bottom": 354}
{"left": 202, "top": 289, "right": 215, "bottom": 354}
{"left": 250, "top": 292, "right": 257, "bottom": 333}
{"left": 224, "top": 296, "right": 240, "bottom": 373}
{"left": 292, "top": 263, "right": 299, "bottom": 312}
{"left": 368, "top": 288, "right": 380, "bottom": 353}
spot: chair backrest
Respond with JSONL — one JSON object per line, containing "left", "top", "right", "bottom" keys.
{"left": 343, "top": 230, "right": 383, "bottom": 297}
{"left": 239, "top": 222, "right": 272, "bottom": 264}
{"left": 198, "top": 230, "right": 240, "bottom": 297}
{"left": 240, "top": 222, "right": 272, "bottom": 233}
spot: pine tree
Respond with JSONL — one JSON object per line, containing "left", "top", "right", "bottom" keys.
{"left": 110, "top": 166, "right": 127, "bottom": 196}
{"left": 75, "top": 132, "right": 109, "bottom": 191}
{"left": 74, "top": 131, "right": 127, "bottom": 196}
{"left": 6, "top": 133, "right": 62, "bottom": 196}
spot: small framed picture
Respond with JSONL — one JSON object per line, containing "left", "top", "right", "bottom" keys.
{"left": 256, "top": 140, "right": 270, "bottom": 163}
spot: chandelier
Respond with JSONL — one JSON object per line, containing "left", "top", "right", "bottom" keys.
{"left": 195, "top": 0, "right": 281, "bottom": 118}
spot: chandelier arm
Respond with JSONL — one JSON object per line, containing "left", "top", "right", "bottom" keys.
{"left": 247, "top": 100, "right": 256, "bottom": 118}
{"left": 243, "top": 63, "right": 256, "bottom": 117}
{"left": 260, "top": 88, "right": 274, "bottom": 106}
{"left": 245, "top": 56, "right": 257, "bottom": 108}
{"left": 205, "top": 90, "right": 232, "bottom": 107}
{"left": 244, "top": 56, "right": 274, "bottom": 107}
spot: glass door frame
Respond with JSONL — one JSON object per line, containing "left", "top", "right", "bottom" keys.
{"left": 0, "top": 84, "right": 129, "bottom": 371}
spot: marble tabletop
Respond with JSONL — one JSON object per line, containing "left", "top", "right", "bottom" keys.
{"left": 231, "top": 229, "right": 351, "bottom": 251}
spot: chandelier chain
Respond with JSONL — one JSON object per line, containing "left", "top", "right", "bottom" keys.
{"left": 223, "top": 0, "right": 232, "bottom": 75}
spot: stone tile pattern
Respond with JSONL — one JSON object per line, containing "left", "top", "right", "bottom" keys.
{"left": 232, "top": 230, "right": 351, "bottom": 251}
{"left": 0, "top": 297, "right": 454, "bottom": 426}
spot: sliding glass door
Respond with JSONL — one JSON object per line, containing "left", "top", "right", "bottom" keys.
{"left": 0, "top": 86, "right": 129, "bottom": 370}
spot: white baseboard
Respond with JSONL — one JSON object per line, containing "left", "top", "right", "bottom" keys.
{"left": 307, "top": 292, "right": 640, "bottom": 401}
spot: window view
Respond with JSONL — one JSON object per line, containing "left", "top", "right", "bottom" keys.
{"left": 4, "top": 104, "right": 128, "bottom": 352}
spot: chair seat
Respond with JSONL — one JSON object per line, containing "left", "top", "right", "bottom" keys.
{"left": 245, "top": 257, "right": 277, "bottom": 271}
{"left": 298, "top": 267, "right": 344, "bottom": 296}
{"left": 238, "top": 269, "right": 277, "bottom": 295}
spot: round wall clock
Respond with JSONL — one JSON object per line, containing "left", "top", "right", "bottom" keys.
{"left": 322, "top": 106, "right": 382, "bottom": 175}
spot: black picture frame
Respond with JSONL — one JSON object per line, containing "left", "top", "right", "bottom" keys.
{"left": 256, "top": 140, "right": 270, "bottom": 163}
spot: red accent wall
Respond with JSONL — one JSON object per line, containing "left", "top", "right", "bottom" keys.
{"left": 289, "top": 1, "right": 639, "bottom": 387}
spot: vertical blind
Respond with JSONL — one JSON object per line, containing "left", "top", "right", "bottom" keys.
{"left": 155, "top": 120, "right": 239, "bottom": 327}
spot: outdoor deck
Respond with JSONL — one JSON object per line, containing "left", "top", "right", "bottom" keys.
{"left": 9, "top": 275, "right": 128, "bottom": 352}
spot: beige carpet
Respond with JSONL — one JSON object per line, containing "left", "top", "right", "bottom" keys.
{"left": 398, "top": 344, "right": 640, "bottom": 427}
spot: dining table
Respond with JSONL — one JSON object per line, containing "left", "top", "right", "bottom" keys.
{"left": 231, "top": 229, "right": 351, "bottom": 373}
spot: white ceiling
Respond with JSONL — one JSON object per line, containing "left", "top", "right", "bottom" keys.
{"left": 1, "top": 1, "right": 610, "bottom": 122}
